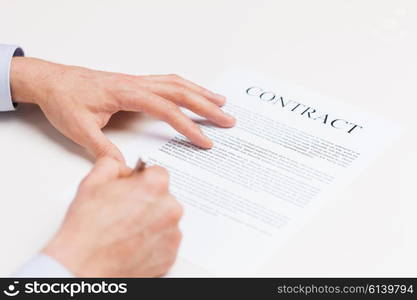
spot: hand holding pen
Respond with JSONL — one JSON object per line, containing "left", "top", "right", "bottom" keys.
{"left": 43, "top": 157, "right": 183, "bottom": 277}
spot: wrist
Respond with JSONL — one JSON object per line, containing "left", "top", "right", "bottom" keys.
{"left": 10, "top": 57, "right": 58, "bottom": 105}
{"left": 42, "top": 228, "right": 90, "bottom": 277}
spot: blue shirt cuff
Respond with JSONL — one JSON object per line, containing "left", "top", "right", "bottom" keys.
{"left": 13, "top": 254, "right": 74, "bottom": 278}
{"left": 0, "top": 44, "right": 24, "bottom": 112}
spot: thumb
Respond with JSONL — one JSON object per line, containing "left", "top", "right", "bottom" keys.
{"left": 82, "top": 157, "right": 123, "bottom": 187}
{"left": 81, "top": 122, "right": 125, "bottom": 163}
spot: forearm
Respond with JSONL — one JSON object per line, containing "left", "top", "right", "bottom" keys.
{"left": 10, "top": 57, "right": 57, "bottom": 105}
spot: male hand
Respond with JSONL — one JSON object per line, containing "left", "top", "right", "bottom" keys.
{"left": 43, "top": 158, "right": 182, "bottom": 277}
{"left": 10, "top": 57, "right": 235, "bottom": 161}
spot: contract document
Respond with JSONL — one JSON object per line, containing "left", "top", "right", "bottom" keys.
{"left": 125, "top": 70, "right": 401, "bottom": 276}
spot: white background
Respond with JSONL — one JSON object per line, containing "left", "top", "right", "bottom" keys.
{"left": 0, "top": 0, "right": 416, "bottom": 276}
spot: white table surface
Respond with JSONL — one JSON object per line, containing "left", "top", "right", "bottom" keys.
{"left": 0, "top": 0, "right": 416, "bottom": 277}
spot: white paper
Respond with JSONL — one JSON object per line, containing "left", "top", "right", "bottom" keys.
{"left": 125, "top": 69, "right": 402, "bottom": 276}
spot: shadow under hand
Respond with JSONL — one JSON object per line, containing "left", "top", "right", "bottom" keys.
{"left": 8, "top": 103, "right": 93, "bottom": 163}
{"left": 103, "top": 110, "right": 145, "bottom": 133}
{"left": 6, "top": 105, "right": 147, "bottom": 164}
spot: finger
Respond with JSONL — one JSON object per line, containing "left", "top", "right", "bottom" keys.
{"left": 79, "top": 120, "right": 126, "bottom": 162}
{"left": 125, "top": 165, "right": 169, "bottom": 187}
{"left": 153, "top": 227, "right": 182, "bottom": 277}
{"left": 124, "top": 91, "right": 213, "bottom": 149}
{"left": 141, "top": 74, "right": 226, "bottom": 106}
{"left": 141, "top": 165, "right": 170, "bottom": 192}
{"left": 82, "top": 157, "right": 122, "bottom": 186}
{"left": 147, "top": 196, "right": 183, "bottom": 232}
{"left": 144, "top": 82, "right": 235, "bottom": 128}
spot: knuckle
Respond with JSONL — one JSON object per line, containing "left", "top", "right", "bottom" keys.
{"left": 168, "top": 73, "right": 182, "bottom": 81}
{"left": 92, "top": 142, "right": 114, "bottom": 158}
{"left": 144, "top": 166, "right": 170, "bottom": 190}
{"left": 161, "top": 102, "right": 181, "bottom": 121}
{"left": 181, "top": 88, "right": 196, "bottom": 101}
{"left": 182, "top": 122, "right": 200, "bottom": 138}
{"left": 76, "top": 179, "right": 96, "bottom": 199}
{"left": 172, "top": 229, "right": 182, "bottom": 247}
{"left": 173, "top": 84, "right": 188, "bottom": 97}
{"left": 79, "top": 176, "right": 91, "bottom": 188}
{"left": 154, "top": 233, "right": 181, "bottom": 276}
{"left": 158, "top": 259, "right": 175, "bottom": 275}
{"left": 165, "top": 199, "right": 183, "bottom": 222}
{"left": 164, "top": 240, "right": 180, "bottom": 263}
{"left": 166, "top": 102, "right": 181, "bottom": 114}
{"left": 172, "top": 201, "right": 184, "bottom": 221}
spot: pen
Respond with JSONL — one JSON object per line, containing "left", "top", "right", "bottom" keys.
{"left": 133, "top": 157, "right": 147, "bottom": 173}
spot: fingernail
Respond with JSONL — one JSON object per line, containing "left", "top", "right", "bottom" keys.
{"left": 200, "top": 133, "right": 213, "bottom": 149}
{"left": 203, "top": 137, "right": 213, "bottom": 148}
{"left": 225, "top": 113, "right": 235, "bottom": 121}
{"left": 222, "top": 113, "right": 236, "bottom": 126}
